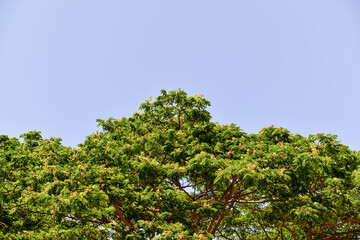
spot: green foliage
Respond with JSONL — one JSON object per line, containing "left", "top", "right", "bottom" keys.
{"left": 1, "top": 89, "right": 359, "bottom": 239}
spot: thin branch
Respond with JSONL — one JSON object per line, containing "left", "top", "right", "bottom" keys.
{"left": 256, "top": 217, "right": 271, "bottom": 240}
{"left": 235, "top": 199, "right": 286, "bottom": 204}
{"left": 205, "top": 176, "right": 218, "bottom": 201}
{"left": 322, "top": 218, "right": 360, "bottom": 230}
{"left": 280, "top": 221, "right": 298, "bottom": 240}
{"left": 113, "top": 203, "right": 133, "bottom": 230}
{"left": 171, "top": 179, "right": 196, "bottom": 201}
{"left": 0, "top": 221, "right": 10, "bottom": 227}
{"left": 324, "top": 230, "right": 360, "bottom": 240}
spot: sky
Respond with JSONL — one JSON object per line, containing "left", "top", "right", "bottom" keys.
{"left": 0, "top": 0, "right": 359, "bottom": 150}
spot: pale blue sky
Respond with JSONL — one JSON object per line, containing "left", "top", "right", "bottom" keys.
{"left": 1, "top": 1, "right": 359, "bottom": 150}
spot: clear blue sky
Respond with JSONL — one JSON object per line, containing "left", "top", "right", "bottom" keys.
{"left": 1, "top": 1, "right": 359, "bottom": 150}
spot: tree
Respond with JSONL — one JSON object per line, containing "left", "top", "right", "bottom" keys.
{"left": 1, "top": 89, "right": 359, "bottom": 239}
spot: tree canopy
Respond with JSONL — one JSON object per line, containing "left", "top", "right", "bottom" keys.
{"left": 1, "top": 89, "right": 360, "bottom": 239}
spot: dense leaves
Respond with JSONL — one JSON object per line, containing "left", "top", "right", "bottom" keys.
{"left": 1, "top": 89, "right": 359, "bottom": 239}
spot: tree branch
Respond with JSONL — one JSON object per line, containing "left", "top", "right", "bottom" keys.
{"left": 280, "top": 221, "right": 297, "bottom": 240}
{"left": 324, "top": 230, "right": 360, "bottom": 240}
{"left": 113, "top": 203, "right": 133, "bottom": 230}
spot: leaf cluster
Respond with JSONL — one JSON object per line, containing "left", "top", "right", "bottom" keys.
{"left": 1, "top": 89, "right": 360, "bottom": 239}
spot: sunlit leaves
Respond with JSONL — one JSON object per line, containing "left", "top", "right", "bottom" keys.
{"left": 1, "top": 89, "right": 359, "bottom": 239}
